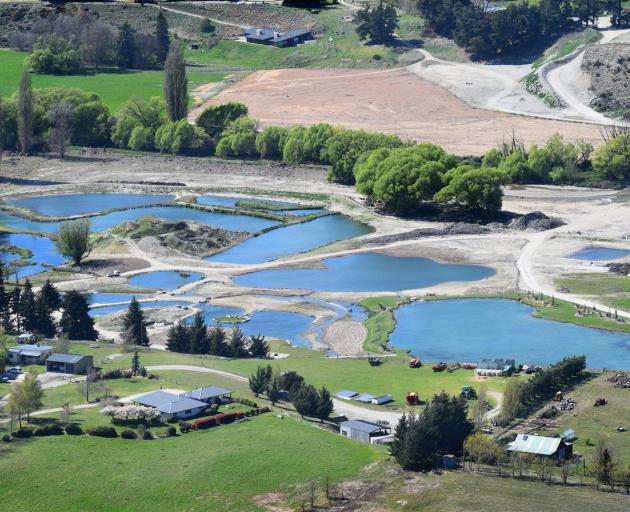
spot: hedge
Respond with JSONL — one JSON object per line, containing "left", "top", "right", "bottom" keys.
{"left": 34, "top": 424, "right": 65, "bottom": 437}
{"left": 88, "top": 426, "right": 119, "bottom": 438}
{"left": 121, "top": 429, "right": 138, "bottom": 440}
{"left": 191, "top": 411, "right": 245, "bottom": 430}
{"left": 12, "top": 428, "right": 34, "bottom": 438}
{"left": 64, "top": 423, "right": 84, "bottom": 436}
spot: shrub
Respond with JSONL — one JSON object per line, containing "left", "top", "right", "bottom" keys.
{"left": 88, "top": 426, "right": 119, "bottom": 438}
{"left": 196, "top": 102, "right": 248, "bottom": 138}
{"left": 2, "top": 434, "right": 12, "bottom": 443}
{"left": 258, "top": 406, "right": 271, "bottom": 414}
{"left": 166, "top": 426, "right": 177, "bottom": 437}
{"left": 200, "top": 18, "right": 215, "bottom": 33}
{"left": 178, "top": 421, "right": 191, "bottom": 434}
{"left": 191, "top": 411, "right": 245, "bottom": 430}
{"left": 121, "top": 429, "right": 138, "bottom": 440}
{"left": 12, "top": 428, "right": 34, "bottom": 439}
{"left": 142, "top": 430, "right": 154, "bottom": 440}
{"left": 102, "top": 368, "right": 133, "bottom": 380}
{"left": 64, "top": 423, "right": 84, "bottom": 436}
{"left": 34, "top": 424, "right": 65, "bottom": 436}
{"left": 102, "top": 404, "right": 162, "bottom": 424}
{"left": 29, "top": 35, "right": 81, "bottom": 74}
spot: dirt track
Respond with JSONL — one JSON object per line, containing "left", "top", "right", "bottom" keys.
{"left": 209, "top": 68, "right": 603, "bottom": 155}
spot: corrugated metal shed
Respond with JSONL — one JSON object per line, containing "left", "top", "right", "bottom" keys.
{"left": 335, "top": 390, "right": 359, "bottom": 400}
{"left": 340, "top": 419, "right": 386, "bottom": 434}
{"left": 354, "top": 393, "right": 376, "bottom": 403}
{"left": 507, "top": 434, "right": 561, "bottom": 455}
{"left": 46, "top": 353, "right": 85, "bottom": 364}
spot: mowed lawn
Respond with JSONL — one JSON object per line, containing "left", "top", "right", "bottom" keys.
{"left": 0, "top": 50, "right": 225, "bottom": 112}
{"left": 0, "top": 412, "right": 382, "bottom": 511}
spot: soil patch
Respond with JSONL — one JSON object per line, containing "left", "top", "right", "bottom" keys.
{"left": 582, "top": 43, "right": 630, "bottom": 116}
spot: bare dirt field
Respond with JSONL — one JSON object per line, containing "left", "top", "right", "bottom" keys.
{"left": 209, "top": 68, "right": 603, "bottom": 155}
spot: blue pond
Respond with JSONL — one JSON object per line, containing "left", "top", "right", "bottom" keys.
{"left": 192, "top": 304, "right": 314, "bottom": 348}
{"left": 235, "top": 253, "right": 495, "bottom": 292}
{"left": 208, "top": 215, "right": 370, "bottom": 264}
{"left": 9, "top": 193, "right": 174, "bottom": 217}
{"left": 0, "top": 233, "right": 66, "bottom": 278}
{"left": 127, "top": 271, "right": 204, "bottom": 290}
{"left": 390, "top": 298, "right": 630, "bottom": 369}
{"left": 0, "top": 206, "right": 279, "bottom": 234}
{"left": 570, "top": 247, "right": 630, "bottom": 261}
{"left": 90, "top": 300, "right": 189, "bottom": 317}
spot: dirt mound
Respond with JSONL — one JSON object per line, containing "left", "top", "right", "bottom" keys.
{"left": 607, "top": 262, "right": 630, "bottom": 275}
{"left": 582, "top": 43, "right": 630, "bottom": 117}
{"left": 508, "top": 211, "right": 564, "bottom": 231}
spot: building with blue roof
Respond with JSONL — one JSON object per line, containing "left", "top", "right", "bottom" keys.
{"left": 8, "top": 344, "right": 54, "bottom": 365}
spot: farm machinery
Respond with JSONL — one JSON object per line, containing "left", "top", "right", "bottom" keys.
{"left": 460, "top": 385, "right": 478, "bottom": 400}
{"left": 409, "top": 358, "right": 422, "bottom": 368}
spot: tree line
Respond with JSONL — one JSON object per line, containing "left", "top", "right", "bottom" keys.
{"left": 418, "top": 0, "right": 617, "bottom": 58}
{"left": 0, "top": 267, "right": 98, "bottom": 341}
{"left": 166, "top": 313, "right": 270, "bottom": 359}
{"left": 11, "top": 10, "right": 170, "bottom": 74}
{"left": 248, "top": 366, "right": 334, "bottom": 421}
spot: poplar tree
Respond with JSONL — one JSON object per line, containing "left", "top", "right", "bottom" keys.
{"left": 17, "top": 66, "right": 33, "bottom": 154}
{"left": 155, "top": 9, "right": 170, "bottom": 64}
{"left": 163, "top": 44, "right": 188, "bottom": 121}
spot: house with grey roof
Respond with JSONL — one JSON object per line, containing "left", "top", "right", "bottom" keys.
{"left": 183, "top": 386, "right": 233, "bottom": 404}
{"left": 45, "top": 353, "right": 94, "bottom": 375}
{"left": 8, "top": 344, "right": 54, "bottom": 365}
{"left": 157, "top": 397, "right": 208, "bottom": 421}
{"left": 339, "top": 419, "right": 393, "bottom": 444}
{"left": 507, "top": 434, "right": 573, "bottom": 461}
{"left": 134, "top": 390, "right": 181, "bottom": 408}
{"left": 244, "top": 27, "right": 312, "bottom": 48}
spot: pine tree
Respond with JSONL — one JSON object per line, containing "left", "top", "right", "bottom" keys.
{"left": 155, "top": 9, "right": 170, "bottom": 64}
{"left": 208, "top": 325, "right": 228, "bottom": 356}
{"left": 163, "top": 43, "right": 188, "bottom": 121}
{"left": 292, "top": 384, "right": 319, "bottom": 418}
{"left": 131, "top": 350, "right": 141, "bottom": 376}
{"left": 35, "top": 294, "right": 56, "bottom": 339}
{"left": 59, "top": 290, "right": 98, "bottom": 341}
{"left": 122, "top": 298, "right": 149, "bottom": 346}
{"left": 116, "top": 22, "right": 136, "bottom": 69}
{"left": 389, "top": 413, "right": 408, "bottom": 459}
{"left": 248, "top": 365, "right": 270, "bottom": 397}
{"left": 166, "top": 322, "right": 189, "bottom": 353}
{"left": 18, "top": 280, "right": 37, "bottom": 333}
{"left": 17, "top": 66, "right": 33, "bottom": 154}
{"left": 228, "top": 326, "right": 247, "bottom": 358}
{"left": 0, "top": 265, "right": 13, "bottom": 333}
{"left": 315, "top": 386, "right": 334, "bottom": 422}
{"left": 189, "top": 313, "right": 208, "bottom": 354}
{"left": 38, "top": 279, "right": 62, "bottom": 313}
{"left": 268, "top": 376, "right": 281, "bottom": 405}
{"left": 249, "top": 334, "right": 270, "bottom": 358}
{"left": 10, "top": 287, "right": 21, "bottom": 332}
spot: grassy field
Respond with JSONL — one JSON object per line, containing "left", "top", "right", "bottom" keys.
{"left": 556, "top": 273, "right": 630, "bottom": 313}
{"left": 360, "top": 295, "right": 403, "bottom": 352}
{"left": 0, "top": 50, "right": 225, "bottom": 112}
{"left": 0, "top": 410, "right": 382, "bottom": 511}
{"left": 185, "top": 6, "right": 402, "bottom": 70}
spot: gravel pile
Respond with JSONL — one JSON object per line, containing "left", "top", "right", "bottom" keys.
{"left": 508, "top": 211, "right": 565, "bottom": 231}
{"left": 556, "top": 398, "right": 577, "bottom": 411}
{"left": 582, "top": 43, "right": 630, "bottom": 116}
{"left": 608, "top": 373, "right": 630, "bottom": 388}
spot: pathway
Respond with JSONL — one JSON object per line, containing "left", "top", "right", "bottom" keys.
{"left": 145, "top": 3, "right": 249, "bottom": 29}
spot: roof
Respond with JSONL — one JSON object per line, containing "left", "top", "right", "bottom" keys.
{"left": 340, "top": 419, "right": 389, "bottom": 434}
{"left": 9, "top": 344, "right": 53, "bottom": 354}
{"left": 135, "top": 390, "right": 181, "bottom": 408}
{"left": 183, "top": 386, "right": 233, "bottom": 401}
{"left": 354, "top": 393, "right": 376, "bottom": 403}
{"left": 507, "top": 434, "right": 562, "bottom": 455}
{"left": 335, "top": 390, "right": 359, "bottom": 400}
{"left": 272, "top": 29, "right": 310, "bottom": 43}
{"left": 157, "top": 397, "right": 207, "bottom": 415}
{"left": 244, "top": 27, "right": 311, "bottom": 43}
{"left": 46, "top": 353, "right": 88, "bottom": 364}
{"left": 561, "top": 429, "right": 576, "bottom": 441}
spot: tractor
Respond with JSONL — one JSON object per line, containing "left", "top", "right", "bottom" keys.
{"left": 432, "top": 362, "right": 447, "bottom": 372}
{"left": 409, "top": 358, "right": 422, "bottom": 368}
{"left": 460, "top": 385, "right": 478, "bottom": 400}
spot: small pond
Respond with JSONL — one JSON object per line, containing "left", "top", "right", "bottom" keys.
{"left": 235, "top": 253, "right": 495, "bottom": 292}
{"left": 0, "top": 233, "right": 66, "bottom": 278}
{"left": 9, "top": 193, "right": 174, "bottom": 217}
{"left": 390, "top": 298, "right": 630, "bottom": 369}
{"left": 207, "top": 215, "right": 370, "bottom": 264}
{"left": 569, "top": 247, "right": 630, "bottom": 261}
{"left": 127, "top": 271, "right": 204, "bottom": 290}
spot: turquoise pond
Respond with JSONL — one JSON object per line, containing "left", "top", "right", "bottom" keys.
{"left": 9, "top": 193, "right": 174, "bottom": 217}
{"left": 127, "top": 271, "right": 204, "bottom": 290}
{"left": 234, "top": 253, "right": 495, "bottom": 292}
{"left": 0, "top": 206, "right": 279, "bottom": 234}
{"left": 390, "top": 298, "right": 630, "bottom": 369}
{"left": 0, "top": 233, "right": 66, "bottom": 278}
{"left": 207, "top": 215, "right": 370, "bottom": 264}
{"left": 569, "top": 247, "right": 630, "bottom": 261}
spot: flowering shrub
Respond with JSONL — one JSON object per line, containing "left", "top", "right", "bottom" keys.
{"left": 102, "top": 404, "right": 162, "bottom": 424}
{"left": 191, "top": 411, "right": 245, "bottom": 430}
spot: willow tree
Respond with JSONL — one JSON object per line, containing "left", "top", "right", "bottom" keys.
{"left": 55, "top": 218, "right": 93, "bottom": 265}
{"left": 163, "top": 44, "right": 188, "bottom": 122}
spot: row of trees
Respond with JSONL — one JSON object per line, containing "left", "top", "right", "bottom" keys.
{"left": 248, "top": 366, "right": 334, "bottom": 421}
{"left": 166, "top": 313, "right": 270, "bottom": 359}
{"left": 418, "top": 0, "right": 612, "bottom": 58}
{"left": 0, "top": 270, "right": 98, "bottom": 341}
{"left": 17, "top": 10, "right": 170, "bottom": 74}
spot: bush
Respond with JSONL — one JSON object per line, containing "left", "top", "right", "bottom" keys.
{"left": 121, "top": 429, "right": 138, "bottom": 440}
{"left": 64, "top": 423, "right": 84, "bottom": 436}
{"left": 102, "top": 368, "right": 133, "bottom": 380}
{"left": 88, "top": 426, "right": 119, "bottom": 438}
{"left": 200, "top": 18, "right": 215, "bottom": 33}
{"left": 255, "top": 126, "right": 289, "bottom": 159}
{"left": 12, "top": 428, "right": 34, "bottom": 439}
{"left": 29, "top": 35, "right": 81, "bottom": 74}
{"left": 166, "top": 426, "right": 177, "bottom": 437}
{"left": 142, "top": 430, "right": 154, "bottom": 440}
{"left": 178, "top": 421, "right": 191, "bottom": 434}
{"left": 191, "top": 411, "right": 245, "bottom": 430}
{"left": 215, "top": 117, "right": 259, "bottom": 158}
{"left": 2, "top": 434, "right": 12, "bottom": 443}
{"left": 258, "top": 406, "right": 271, "bottom": 414}
{"left": 34, "top": 424, "right": 65, "bottom": 437}
{"left": 154, "top": 119, "right": 212, "bottom": 155}
{"left": 196, "top": 102, "right": 248, "bottom": 138}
